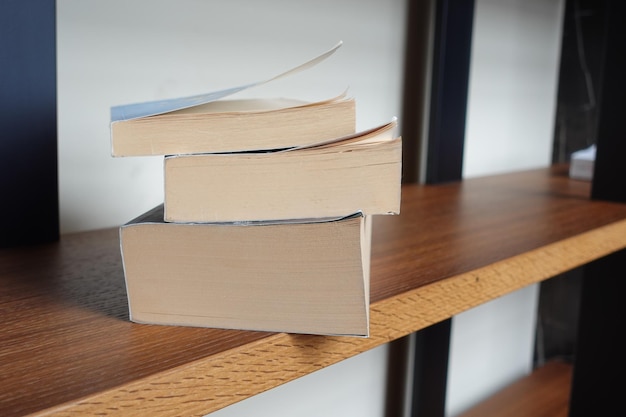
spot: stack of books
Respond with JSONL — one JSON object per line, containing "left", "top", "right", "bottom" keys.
{"left": 111, "top": 43, "right": 402, "bottom": 337}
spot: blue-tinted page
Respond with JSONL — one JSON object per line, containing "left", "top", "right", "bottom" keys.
{"left": 111, "top": 41, "right": 342, "bottom": 122}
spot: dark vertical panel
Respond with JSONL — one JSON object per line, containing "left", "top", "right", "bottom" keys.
{"left": 534, "top": 269, "right": 582, "bottom": 367}
{"left": 570, "top": 1, "right": 626, "bottom": 415}
{"left": 401, "top": 0, "right": 434, "bottom": 184}
{"left": 404, "top": 1, "right": 475, "bottom": 415}
{"left": 425, "top": 0, "right": 474, "bottom": 184}
{"left": 410, "top": 320, "right": 452, "bottom": 417}
{"left": 590, "top": 0, "right": 626, "bottom": 203}
{"left": 569, "top": 250, "right": 626, "bottom": 416}
{"left": 0, "top": 0, "right": 58, "bottom": 247}
{"left": 384, "top": 335, "right": 412, "bottom": 417}
{"left": 551, "top": 0, "right": 605, "bottom": 163}
{"left": 405, "top": 2, "right": 475, "bottom": 415}
{"left": 539, "top": 0, "right": 605, "bottom": 372}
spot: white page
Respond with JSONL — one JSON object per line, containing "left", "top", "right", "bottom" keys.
{"left": 110, "top": 41, "right": 343, "bottom": 122}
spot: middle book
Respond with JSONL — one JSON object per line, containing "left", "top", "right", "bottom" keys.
{"left": 163, "top": 119, "right": 402, "bottom": 223}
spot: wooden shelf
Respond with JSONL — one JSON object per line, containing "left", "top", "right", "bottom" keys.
{"left": 458, "top": 360, "right": 573, "bottom": 417}
{"left": 2, "top": 165, "right": 626, "bottom": 416}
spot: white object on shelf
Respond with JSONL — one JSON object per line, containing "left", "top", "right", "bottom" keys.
{"left": 569, "top": 144, "right": 596, "bottom": 181}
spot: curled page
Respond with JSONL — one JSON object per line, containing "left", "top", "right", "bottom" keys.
{"left": 111, "top": 41, "right": 343, "bottom": 122}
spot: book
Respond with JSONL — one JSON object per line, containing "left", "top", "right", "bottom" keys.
{"left": 110, "top": 93, "right": 356, "bottom": 156}
{"left": 119, "top": 205, "right": 372, "bottom": 337}
{"left": 110, "top": 42, "right": 354, "bottom": 156}
{"left": 569, "top": 144, "right": 595, "bottom": 181}
{"left": 163, "top": 119, "right": 402, "bottom": 223}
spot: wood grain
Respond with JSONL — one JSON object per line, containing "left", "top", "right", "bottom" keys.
{"left": 2, "top": 166, "right": 626, "bottom": 416}
{"left": 457, "top": 361, "right": 573, "bottom": 417}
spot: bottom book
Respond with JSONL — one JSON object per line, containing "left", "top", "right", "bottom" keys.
{"left": 119, "top": 205, "right": 371, "bottom": 337}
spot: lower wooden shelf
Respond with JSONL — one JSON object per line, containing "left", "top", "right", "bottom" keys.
{"left": 458, "top": 360, "right": 573, "bottom": 417}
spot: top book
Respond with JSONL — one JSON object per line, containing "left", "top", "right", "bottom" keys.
{"left": 110, "top": 42, "right": 356, "bottom": 156}
{"left": 111, "top": 94, "right": 355, "bottom": 157}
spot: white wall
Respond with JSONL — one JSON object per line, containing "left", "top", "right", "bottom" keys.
{"left": 463, "top": 0, "right": 564, "bottom": 178}
{"left": 447, "top": 0, "right": 564, "bottom": 416}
